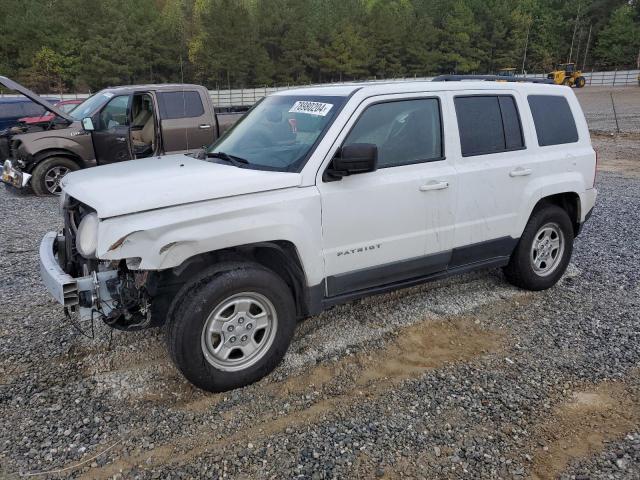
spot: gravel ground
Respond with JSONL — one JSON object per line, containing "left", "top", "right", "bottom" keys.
{"left": 1, "top": 136, "right": 639, "bottom": 479}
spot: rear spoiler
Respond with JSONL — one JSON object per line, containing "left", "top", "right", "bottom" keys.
{"left": 0, "top": 76, "right": 75, "bottom": 122}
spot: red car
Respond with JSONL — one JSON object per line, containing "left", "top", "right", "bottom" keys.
{"left": 18, "top": 99, "right": 82, "bottom": 126}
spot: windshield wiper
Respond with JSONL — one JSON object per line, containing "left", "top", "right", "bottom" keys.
{"left": 207, "top": 151, "right": 250, "bottom": 167}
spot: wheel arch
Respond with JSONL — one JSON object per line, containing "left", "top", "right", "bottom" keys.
{"left": 529, "top": 192, "right": 581, "bottom": 236}
{"left": 30, "top": 149, "right": 84, "bottom": 173}
{"left": 146, "top": 240, "right": 314, "bottom": 324}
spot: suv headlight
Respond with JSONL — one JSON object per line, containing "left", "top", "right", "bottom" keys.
{"left": 76, "top": 212, "right": 99, "bottom": 258}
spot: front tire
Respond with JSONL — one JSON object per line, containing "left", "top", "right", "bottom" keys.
{"left": 166, "top": 264, "right": 296, "bottom": 392}
{"left": 31, "top": 157, "right": 79, "bottom": 196}
{"left": 503, "top": 205, "right": 574, "bottom": 291}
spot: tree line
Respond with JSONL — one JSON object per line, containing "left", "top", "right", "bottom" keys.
{"left": 0, "top": 0, "right": 638, "bottom": 93}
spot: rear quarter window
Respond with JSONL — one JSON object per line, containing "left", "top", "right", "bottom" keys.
{"left": 158, "top": 91, "right": 205, "bottom": 119}
{"left": 527, "top": 95, "right": 579, "bottom": 146}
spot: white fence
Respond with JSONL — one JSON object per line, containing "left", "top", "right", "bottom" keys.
{"left": 2, "top": 69, "right": 638, "bottom": 107}
{"left": 206, "top": 69, "right": 639, "bottom": 107}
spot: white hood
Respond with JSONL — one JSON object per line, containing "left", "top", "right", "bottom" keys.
{"left": 61, "top": 154, "right": 302, "bottom": 218}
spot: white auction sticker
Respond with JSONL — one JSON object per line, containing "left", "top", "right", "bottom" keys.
{"left": 289, "top": 101, "right": 333, "bottom": 116}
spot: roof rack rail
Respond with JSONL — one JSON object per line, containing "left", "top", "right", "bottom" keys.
{"left": 432, "top": 74, "right": 553, "bottom": 84}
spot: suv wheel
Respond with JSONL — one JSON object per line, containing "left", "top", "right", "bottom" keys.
{"left": 166, "top": 264, "right": 296, "bottom": 392}
{"left": 503, "top": 205, "right": 574, "bottom": 291}
{"left": 31, "top": 157, "right": 79, "bottom": 196}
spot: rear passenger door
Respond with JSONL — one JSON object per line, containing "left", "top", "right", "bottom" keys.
{"left": 450, "top": 92, "right": 532, "bottom": 266}
{"left": 157, "top": 90, "right": 214, "bottom": 153}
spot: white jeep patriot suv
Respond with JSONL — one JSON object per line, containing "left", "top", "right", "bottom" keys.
{"left": 40, "top": 79, "right": 597, "bottom": 391}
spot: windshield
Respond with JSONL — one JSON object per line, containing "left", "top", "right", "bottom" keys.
{"left": 208, "top": 94, "right": 346, "bottom": 172}
{"left": 70, "top": 92, "right": 113, "bottom": 120}
{"left": 60, "top": 102, "right": 79, "bottom": 113}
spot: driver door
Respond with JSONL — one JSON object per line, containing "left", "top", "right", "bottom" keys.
{"left": 92, "top": 94, "right": 132, "bottom": 165}
{"left": 317, "top": 94, "right": 457, "bottom": 297}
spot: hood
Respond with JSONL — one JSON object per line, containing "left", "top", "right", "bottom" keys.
{"left": 61, "top": 154, "right": 303, "bottom": 218}
{"left": 19, "top": 114, "right": 55, "bottom": 124}
{"left": 12, "top": 120, "right": 85, "bottom": 151}
{"left": 0, "top": 76, "right": 74, "bottom": 123}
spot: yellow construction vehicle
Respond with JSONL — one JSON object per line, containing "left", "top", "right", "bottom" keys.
{"left": 547, "top": 63, "right": 586, "bottom": 88}
{"left": 497, "top": 67, "right": 516, "bottom": 78}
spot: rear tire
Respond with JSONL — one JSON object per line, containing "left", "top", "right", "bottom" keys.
{"left": 503, "top": 205, "right": 574, "bottom": 291}
{"left": 166, "top": 263, "right": 296, "bottom": 392}
{"left": 575, "top": 76, "right": 586, "bottom": 88}
{"left": 31, "top": 157, "right": 79, "bottom": 196}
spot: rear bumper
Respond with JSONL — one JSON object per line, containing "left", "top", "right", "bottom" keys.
{"left": 582, "top": 188, "right": 597, "bottom": 222}
{"left": 2, "top": 159, "right": 31, "bottom": 188}
{"left": 576, "top": 188, "right": 597, "bottom": 236}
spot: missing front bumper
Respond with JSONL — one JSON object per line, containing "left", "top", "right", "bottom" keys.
{"left": 39, "top": 232, "right": 118, "bottom": 321}
{"left": 2, "top": 159, "right": 31, "bottom": 188}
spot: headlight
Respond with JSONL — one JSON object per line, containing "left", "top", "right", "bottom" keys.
{"left": 76, "top": 212, "right": 99, "bottom": 258}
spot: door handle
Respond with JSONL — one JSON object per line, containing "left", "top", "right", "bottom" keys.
{"left": 509, "top": 167, "right": 532, "bottom": 177}
{"left": 199, "top": 124, "right": 212, "bottom": 129}
{"left": 419, "top": 181, "right": 449, "bottom": 192}
{"left": 115, "top": 137, "right": 127, "bottom": 143}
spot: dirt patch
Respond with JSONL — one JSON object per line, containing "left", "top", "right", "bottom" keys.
{"left": 358, "top": 320, "right": 498, "bottom": 386}
{"left": 592, "top": 133, "right": 640, "bottom": 178}
{"left": 273, "top": 317, "right": 501, "bottom": 400}
{"left": 530, "top": 381, "right": 640, "bottom": 480}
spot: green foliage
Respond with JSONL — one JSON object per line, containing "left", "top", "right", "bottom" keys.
{"left": 594, "top": 5, "right": 640, "bottom": 67}
{"left": 0, "top": 0, "right": 637, "bottom": 91}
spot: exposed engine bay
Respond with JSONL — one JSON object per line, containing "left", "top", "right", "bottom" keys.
{"left": 0, "top": 120, "right": 69, "bottom": 160}
{"left": 60, "top": 196, "right": 152, "bottom": 331}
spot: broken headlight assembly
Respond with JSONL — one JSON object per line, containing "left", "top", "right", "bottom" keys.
{"left": 76, "top": 212, "right": 99, "bottom": 258}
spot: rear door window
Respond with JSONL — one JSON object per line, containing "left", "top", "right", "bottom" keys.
{"left": 454, "top": 95, "right": 524, "bottom": 156}
{"left": 527, "top": 95, "right": 579, "bottom": 146}
{"left": 158, "top": 91, "right": 205, "bottom": 119}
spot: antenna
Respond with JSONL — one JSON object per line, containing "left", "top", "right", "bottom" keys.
{"left": 180, "top": 54, "right": 189, "bottom": 151}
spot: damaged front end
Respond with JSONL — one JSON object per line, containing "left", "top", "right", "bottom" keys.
{"left": 40, "top": 196, "right": 153, "bottom": 332}
{"left": 2, "top": 159, "right": 31, "bottom": 188}
{"left": 1, "top": 135, "right": 31, "bottom": 188}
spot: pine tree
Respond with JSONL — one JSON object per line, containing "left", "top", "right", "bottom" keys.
{"left": 594, "top": 4, "right": 640, "bottom": 67}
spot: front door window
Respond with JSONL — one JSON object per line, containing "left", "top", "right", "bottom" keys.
{"left": 98, "top": 95, "right": 130, "bottom": 130}
{"left": 92, "top": 95, "right": 132, "bottom": 165}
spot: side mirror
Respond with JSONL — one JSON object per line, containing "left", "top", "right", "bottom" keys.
{"left": 325, "top": 143, "right": 378, "bottom": 181}
{"left": 81, "top": 117, "right": 95, "bottom": 131}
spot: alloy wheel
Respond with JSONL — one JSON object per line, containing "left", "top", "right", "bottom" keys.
{"left": 44, "top": 165, "right": 70, "bottom": 195}
{"left": 200, "top": 292, "right": 278, "bottom": 372}
{"left": 530, "top": 222, "right": 565, "bottom": 277}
